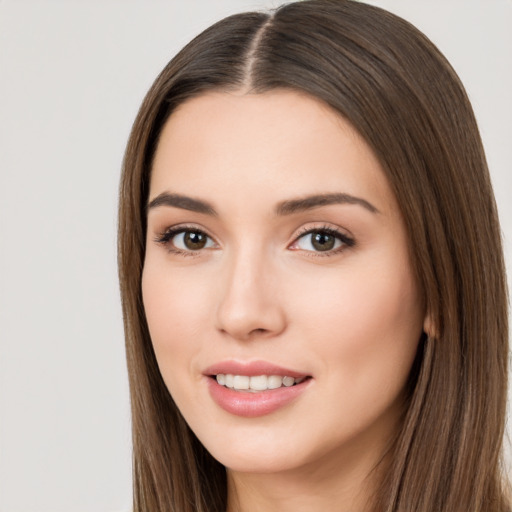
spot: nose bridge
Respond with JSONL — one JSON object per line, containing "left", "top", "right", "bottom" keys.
{"left": 215, "top": 242, "right": 285, "bottom": 340}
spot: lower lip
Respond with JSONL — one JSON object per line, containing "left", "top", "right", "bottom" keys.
{"left": 206, "top": 377, "right": 310, "bottom": 418}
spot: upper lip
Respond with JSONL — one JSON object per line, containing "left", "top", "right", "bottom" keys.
{"left": 203, "top": 360, "right": 310, "bottom": 378}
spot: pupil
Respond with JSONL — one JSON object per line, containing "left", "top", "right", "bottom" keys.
{"left": 312, "top": 232, "right": 335, "bottom": 251}
{"left": 184, "top": 231, "right": 207, "bottom": 250}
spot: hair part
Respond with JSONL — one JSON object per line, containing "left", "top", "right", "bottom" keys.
{"left": 118, "top": 1, "right": 509, "bottom": 510}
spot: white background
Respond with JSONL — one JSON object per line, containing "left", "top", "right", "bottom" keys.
{"left": 0, "top": 1, "right": 510, "bottom": 511}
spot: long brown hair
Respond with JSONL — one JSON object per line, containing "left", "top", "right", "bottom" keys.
{"left": 118, "top": 1, "right": 509, "bottom": 510}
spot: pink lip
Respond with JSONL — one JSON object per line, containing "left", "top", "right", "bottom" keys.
{"left": 203, "top": 360, "right": 308, "bottom": 378}
{"left": 203, "top": 360, "right": 311, "bottom": 418}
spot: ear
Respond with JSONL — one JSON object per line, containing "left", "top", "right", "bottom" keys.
{"left": 423, "top": 312, "right": 436, "bottom": 339}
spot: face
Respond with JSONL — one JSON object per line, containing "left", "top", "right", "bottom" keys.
{"left": 142, "top": 90, "right": 426, "bottom": 476}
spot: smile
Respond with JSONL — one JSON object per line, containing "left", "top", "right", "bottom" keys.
{"left": 203, "top": 361, "right": 312, "bottom": 417}
{"left": 215, "top": 374, "right": 306, "bottom": 392}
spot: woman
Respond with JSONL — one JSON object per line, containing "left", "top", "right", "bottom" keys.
{"left": 118, "top": 0, "right": 509, "bottom": 510}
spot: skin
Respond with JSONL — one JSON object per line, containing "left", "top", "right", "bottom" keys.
{"left": 142, "top": 90, "right": 428, "bottom": 512}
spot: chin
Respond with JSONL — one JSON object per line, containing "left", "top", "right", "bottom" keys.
{"left": 192, "top": 423, "right": 306, "bottom": 473}
{"left": 195, "top": 422, "right": 345, "bottom": 476}
{"left": 212, "top": 446, "right": 306, "bottom": 474}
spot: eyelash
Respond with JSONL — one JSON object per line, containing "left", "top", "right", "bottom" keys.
{"left": 154, "top": 224, "right": 355, "bottom": 257}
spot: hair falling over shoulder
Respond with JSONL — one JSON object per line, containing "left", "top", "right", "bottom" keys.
{"left": 118, "top": 1, "right": 510, "bottom": 510}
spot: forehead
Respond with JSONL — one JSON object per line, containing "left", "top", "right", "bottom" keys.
{"left": 150, "top": 90, "right": 397, "bottom": 216}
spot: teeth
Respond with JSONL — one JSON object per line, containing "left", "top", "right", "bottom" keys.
{"left": 225, "top": 374, "right": 234, "bottom": 388}
{"left": 268, "top": 375, "right": 283, "bottom": 389}
{"left": 249, "top": 375, "right": 268, "bottom": 391}
{"left": 233, "top": 375, "right": 249, "bottom": 390}
{"left": 282, "top": 376, "right": 295, "bottom": 387}
{"left": 215, "top": 374, "right": 305, "bottom": 392}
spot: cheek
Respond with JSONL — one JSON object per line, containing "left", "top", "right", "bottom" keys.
{"left": 141, "top": 262, "right": 210, "bottom": 385}
{"left": 291, "top": 253, "right": 423, "bottom": 384}
{"left": 142, "top": 256, "right": 211, "bottom": 331}
{"left": 284, "top": 263, "right": 422, "bottom": 450}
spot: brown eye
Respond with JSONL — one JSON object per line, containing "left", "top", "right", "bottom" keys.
{"left": 158, "top": 228, "right": 216, "bottom": 252}
{"left": 311, "top": 232, "right": 336, "bottom": 251}
{"left": 291, "top": 228, "right": 354, "bottom": 254}
{"left": 183, "top": 231, "right": 208, "bottom": 250}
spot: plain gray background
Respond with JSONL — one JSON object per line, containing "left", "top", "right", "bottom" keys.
{"left": 1, "top": 1, "right": 511, "bottom": 511}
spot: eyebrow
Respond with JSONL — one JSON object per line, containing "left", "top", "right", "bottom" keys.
{"left": 146, "top": 191, "right": 379, "bottom": 216}
{"left": 275, "top": 193, "right": 379, "bottom": 215}
{"left": 147, "top": 192, "right": 218, "bottom": 216}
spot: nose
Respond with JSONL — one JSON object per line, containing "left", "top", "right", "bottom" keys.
{"left": 215, "top": 248, "right": 287, "bottom": 341}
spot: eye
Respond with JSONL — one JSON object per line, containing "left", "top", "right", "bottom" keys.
{"left": 290, "top": 227, "right": 354, "bottom": 254}
{"left": 173, "top": 230, "right": 215, "bottom": 251}
{"left": 156, "top": 227, "right": 216, "bottom": 253}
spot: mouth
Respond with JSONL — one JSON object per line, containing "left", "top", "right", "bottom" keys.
{"left": 212, "top": 374, "right": 309, "bottom": 392}
{"left": 204, "top": 361, "right": 312, "bottom": 417}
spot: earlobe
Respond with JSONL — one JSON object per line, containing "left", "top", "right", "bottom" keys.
{"left": 423, "top": 312, "right": 436, "bottom": 339}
